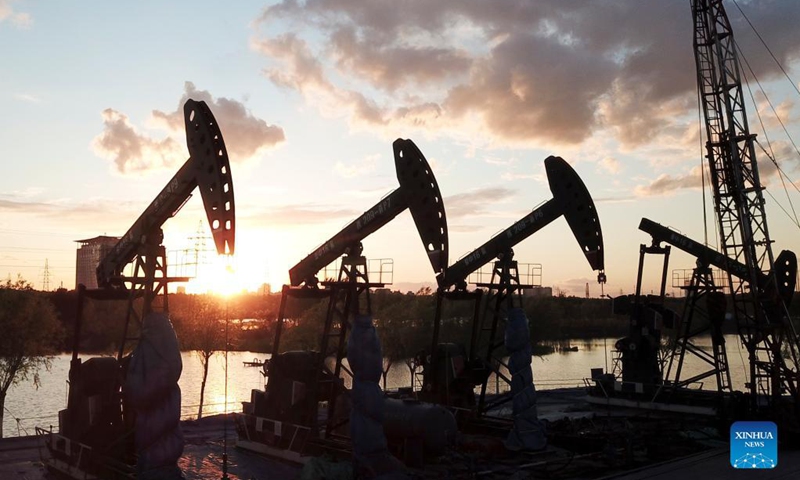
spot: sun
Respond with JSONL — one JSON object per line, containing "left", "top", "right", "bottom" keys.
{"left": 185, "top": 255, "right": 244, "bottom": 297}
{"left": 182, "top": 253, "right": 284, "bottom": 296}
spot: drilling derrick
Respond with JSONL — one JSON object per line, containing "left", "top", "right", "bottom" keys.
{"left": 692, "top": 0, "right": 800, "bottom": 410}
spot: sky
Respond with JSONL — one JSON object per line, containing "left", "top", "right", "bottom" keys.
{"left": 2, "top": 0, "right": 800, "bottom": 297}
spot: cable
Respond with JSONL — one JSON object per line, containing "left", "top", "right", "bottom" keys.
{"left": 697, "top": 80, "right": 710, "bottom": 247}
{"left": 736, "top": 41, "right": 800, "bottom": 166}
{"left": 736, "top": 41, "right": 800, "bottom": 230}
{"left": 739, "top": 55, "right": 800, "bottom": 228}
{"left": 731, "top": 0, "right": 800, "bottom": 98}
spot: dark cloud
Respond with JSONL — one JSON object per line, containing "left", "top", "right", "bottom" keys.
{"left": 444, "top": 186, "right": 516, "bottom": 218}
{"left": 253, "top": 0, "right": 800, "bottom": 147}
{"left": 94, "top": 82, "right": 284, "bottom": 174}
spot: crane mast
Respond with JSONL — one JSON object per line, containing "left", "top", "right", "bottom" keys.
{"left": 692, "top": 0, "right": 800, "bottom": 404}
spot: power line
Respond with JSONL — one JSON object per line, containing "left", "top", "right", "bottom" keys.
{"left": 0, "top": 264, "right": 74, "bottom": 269}
{"left": 731, "top": 0, "right": 800, "bottom": 98}
{"left": 0, "top": 228, "right": 81, "bottom": 238}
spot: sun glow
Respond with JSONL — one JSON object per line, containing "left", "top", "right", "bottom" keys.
{"left": 185, "top": 255, "right": 245, "bottom": 296}
{"left": 182, "top": 252, "right": 286, "bottom": 296}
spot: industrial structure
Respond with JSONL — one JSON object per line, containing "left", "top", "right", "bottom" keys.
{"left": 237, "top": 139, "right": 453, "bottom": 467}
{"left": 74, "top": 235, "right": 120, "bottom": 289}
{"left": 421, "top": 156, "right": 605, "bottom": 420}
{"left": 37, "top": 99, "right": 236, "bottom": 479}
{"left": 593, "top": 0, "right": 800, "bottom": 432}
{"left": 18, "top": 0, "right": 800, "bottom": 477}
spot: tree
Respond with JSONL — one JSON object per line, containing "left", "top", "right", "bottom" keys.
{"left": 172, "top": 294, "right": 228, "bottom": 419}
{"left": 0, "top": 276, "right": 63, "bottom": 438}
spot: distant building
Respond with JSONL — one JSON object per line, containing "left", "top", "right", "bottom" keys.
{"left": 523, "top": 286, "right": 553, "bottom": 298}
{"left": 75, "top": 236, "right": 119, "bottom": 289}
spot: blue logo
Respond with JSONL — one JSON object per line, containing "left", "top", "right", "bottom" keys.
{"left": 730, "top": 421, "right": 777, "bottom": 469}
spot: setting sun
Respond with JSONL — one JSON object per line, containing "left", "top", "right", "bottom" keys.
{"left": 185, "top": 255, "right": 246, "bottom": 296}
{"left": 182, "top": 247, "right": 285, "bottom": 296}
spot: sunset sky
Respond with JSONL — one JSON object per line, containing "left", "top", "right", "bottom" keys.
{"left": 2, "top": 0, "right": 800, "bottom": 297}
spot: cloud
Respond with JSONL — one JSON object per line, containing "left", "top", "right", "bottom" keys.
{"left": 634, "top": 166, "right": 703, "bottom": 197}
{"left": 593, "top": 195, "right": 636, "bottom": 204}
{"left": 444, "top": 186, "right": 516, "bottom": 218}
{"left": 150, "top": 82, "right": 285, "bottom": 162}
{"left": 0, "top": 1, "right": 31, "bottom": 27}
{"left": 335, "top": 153, "right": 379, "bottom": 178}
{"left": 14, "top": 93, "right": 40, "bottom": 103}
{"left": 598, "top": 156, "right": 622, "bottom": 174}
{"left": 93, "top": 82, "right": 285, "bottom": 174}
{"left": 0, "top": 195, "right": 140, "bottom": 230}
{"left": 555, "top": 277, "right": 599, "bottom": 297}
{"left": 0, "top": 198, "right": 54, "bottom": 212}
{"left": 93, "top": 109, "right": 184, "bottom": 174}
{"left": 252, "top": 1, "right": 800, "bottom": 148}
{"left": 635, "top": 139, "right": 800, "bottom": 197}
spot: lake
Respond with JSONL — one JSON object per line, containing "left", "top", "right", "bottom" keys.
{"left": 2, "top": 335, "right": 751, "bottom": 438}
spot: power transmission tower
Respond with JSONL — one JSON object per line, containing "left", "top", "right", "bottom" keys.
{"left": 42, "top": 258, "right": 51, "bottom": 291}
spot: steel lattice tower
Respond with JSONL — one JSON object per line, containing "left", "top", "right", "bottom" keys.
{"left": 692, "top": 0, "right": 800, "bottom": 405}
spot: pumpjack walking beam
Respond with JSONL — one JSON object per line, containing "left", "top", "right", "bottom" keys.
{"left": 47, "top": 99, "right": 236, "bottom": 480}
{"left": 427, "top": 156, "right": 605, "bottom": 414}
{"left": 271, "top": 138, "right": 448, "bottom": 437}
{"left": 94, "top": 100, "right": 235, "bottom": 359}
{"left": 639, "top": 218, "right": 796, "bottom": 395}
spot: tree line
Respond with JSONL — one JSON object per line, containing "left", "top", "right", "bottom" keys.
{"left": 43, "top": 288, "right": 627, "bottom": 357}
{"left": 5, "top": 277, "right": 800, "bottom": 430}
{"left": 32, "top": 287, "right": 800, "bottom": 360}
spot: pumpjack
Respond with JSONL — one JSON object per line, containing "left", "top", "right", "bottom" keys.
{"left": 37, "top": 99, "right": 236, "bottom": 479}
{"left": 421, "top": 156, "right": 605, "bottom": 421}
{"left": 596, "top": 0, "right": 800, "bottom": 431}
{"left": 236, "top": 139, "right": 451, "bottom": 464}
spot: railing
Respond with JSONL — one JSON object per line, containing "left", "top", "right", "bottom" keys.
{"left": 321, "top": 257, "right": 394, "bottom": 285}
{"left": 467, "top": 262, "right": 542, "bottom": 287}
{"left": 3, "top": 401, "right": 242, "bottom": 439}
